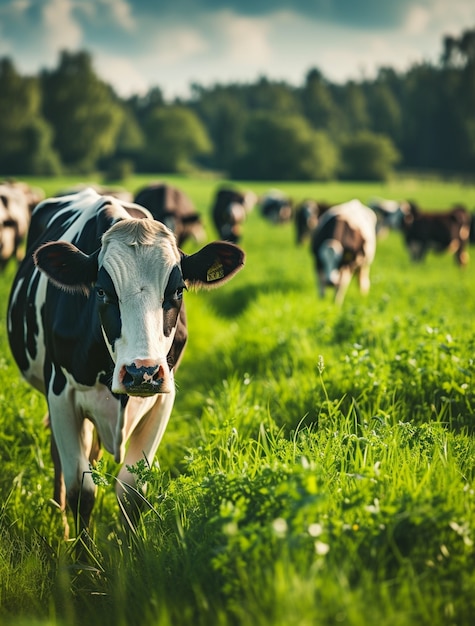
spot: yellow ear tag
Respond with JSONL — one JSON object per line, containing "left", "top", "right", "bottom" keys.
{"left": 207, "top": 260, "right": 225, "bottom": 282}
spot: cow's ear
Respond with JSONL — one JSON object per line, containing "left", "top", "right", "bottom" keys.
{"left": 181, "top": 242, "right": 245, "bottom": 289}
{"left": 34, "top": 241, "right": 99, "bottom": 295}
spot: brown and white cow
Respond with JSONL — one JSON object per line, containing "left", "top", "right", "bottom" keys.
{"left": 311, "top": 199, "right": 377, "bottom": 305}
{"left": 134, "top": 182, "right": 205, "bottom": 247}
{"left": 211, "top": 187, "right": 256, "bottom": 243}
{"left": 7, "top": 188, "right": 244, "bottom": 534}
{"left": 401, "top": 202, "right": 471, "bottom": 266}
{"left": 0, "top": 180, "right": 44, "bottom": 268}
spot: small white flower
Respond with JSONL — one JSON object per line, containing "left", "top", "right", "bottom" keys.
{"left": 272, "top": 517, "right": 288, "bottom": 536}
{"left": 308, "top": 523, "right": 323, "bottom": 537}
{"left": 315, "top": 541, "right": 330, "bottom": 555}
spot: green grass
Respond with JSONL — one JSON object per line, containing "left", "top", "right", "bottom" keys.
{"left": 1, "top": 175, "right": 475, "bottom": 626}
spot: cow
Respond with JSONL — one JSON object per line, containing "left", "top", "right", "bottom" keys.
{"left": 7, "top": 187, "right": 245, "bottom": 535}
{"left": 311, "top": 199, "right": 377, "bottom": 306}
{"left": 399, "top": 202, "right": 471, "bottom": 266}
{"left": 367, "top": 197, "right": 411, "bottom": 236}
{"left": 260, "top": 190, "right": 293, "bottom": 224}
{"left": 294, "top": 199, "right": 331, "bottom": 245}
{"left": 470, "top": 212, "right": 475, "bottom": 245}
{"left": 0, "top": 180, "right": 44, "bottom": 269}
{"left": 211, "top": 187, "right": 256, "bottom": 243}
{"left": 134, "top": 182, "right": 205, "bottom": 247}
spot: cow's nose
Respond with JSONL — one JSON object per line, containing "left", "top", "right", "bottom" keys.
{"left": 122, "top": 363, "right": 165, "bottom": 395}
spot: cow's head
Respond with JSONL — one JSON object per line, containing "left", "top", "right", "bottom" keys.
{"left": 34, "top": 218, "right": 244, "bottom": 396}
{"left": 318, "top": 239, "right": 344, "bottom": 286}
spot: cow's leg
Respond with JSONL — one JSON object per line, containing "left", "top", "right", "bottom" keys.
{"left": 50, "top": 430, "right": 71, "bottom": 539}
{"left": 48, "top": 392, "right": 96, "bottom": 535}
{"left": 454, "top": 242, "right": 469, "bottom": 266}
{"left": 116, "top": 388, "right": 176, "bottom": 529}
{"left": 334, "top": 267, "right": 352, "bottom": 306}
{"left": 317, "top": 269, "right": 325, "bottom": 298}
{"left": 357, "top": 264, "right": 371, "bottom": 296}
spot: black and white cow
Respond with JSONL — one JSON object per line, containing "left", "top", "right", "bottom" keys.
{"left": 211, "top": 187, "right": 256, "bottom": 243}
{"left": 294, "top": 199, "right": 331, "bottom": 245}
{"left": 311, "top": 199, "right": 377, "bottom": 305}
{"left": 134, "top": 182, "right": 205, "bottom": 247}
{"left": 7, "top": 188, "right": 244, "bottom": 533}
{"left": 260, "top": 190, "right": 293, "bottom": 224}
{"left": 367, "top": 197, "right": 411, "bottom": 237}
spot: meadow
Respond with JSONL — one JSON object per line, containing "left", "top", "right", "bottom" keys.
{"left": 1, "top": 174, "right": 475, "bottom": 626}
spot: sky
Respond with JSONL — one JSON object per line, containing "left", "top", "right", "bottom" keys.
{"left": 0, "top": 0, "right": 474, "bottom": 100}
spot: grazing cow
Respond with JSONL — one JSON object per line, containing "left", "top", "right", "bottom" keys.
{"left": 260, "top": 190, "right": 293, "bottom": 223}
{"left": 311, "top": 199, "right": 377, "bottom": 305}
{"left": 7, "top": 188, "right": 244, "bottom": 534}
{"left": 368, "top": 197, "right": 411, "bottom": 236}
{"left": 211, "top": 187, "right": 256, "bottom": 243}
{"left": 470, "top": 212, "right": 475, "bottom": 245}
{"left": 294, "top": 199, "right": 332, "bottom": 245}
{"left": 0, "top": 180, "right": 44, "bottom": 268}
{"left": 134, "top": 182, "right": 205, "bottom": 247}
{"left": 400, "top": 202, "right": 471, "bottom": 266}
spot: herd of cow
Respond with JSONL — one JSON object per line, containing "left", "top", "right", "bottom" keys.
{"left": 2, "top": 178, "right": 473, "bottom": 538}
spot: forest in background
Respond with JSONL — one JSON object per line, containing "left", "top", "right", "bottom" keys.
{"left": 0, "top": 27, "right": 474, "bottom": 182}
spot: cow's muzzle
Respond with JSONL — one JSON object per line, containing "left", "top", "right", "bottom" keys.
{"left": 120, "top": 362, "right": 168, "bottom": 396}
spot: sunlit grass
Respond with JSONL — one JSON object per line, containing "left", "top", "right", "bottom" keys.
{"left": 1, "top": 176, "right": 475, "bottom": 625}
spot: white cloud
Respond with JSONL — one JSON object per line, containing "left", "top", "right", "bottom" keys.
{"left": 42, "top": 0, "right": 82, "bottom": 51}
{"left": 213, "top": 10, "right": 273, "bottom": 64}
{"left": 404, "top": 5, "right": 430, "bottom": 35}
{"left": 149, "top": 27, "right": 208, "bottom": 64}
{"left": 97, "top": 0, "right": 136, "bottom": 32}
{"left": 94, "top": 54, "right": 148, "bottom": 96}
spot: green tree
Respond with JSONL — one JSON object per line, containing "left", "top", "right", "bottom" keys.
{"left": 300, "top": 68, "right": 341, "bottom": 134}
{"left": 338, "top": 82, "right": 370, "bottom": 133}
{"left": 246, "top": 76, "right": 301, "bottom": 114}
{"left": 366, "top": 82, "right": 402, "bottom": 144}
{"left": 141, "top": 105, "right": 212, "bottom": 173}
{"left": 191, "top": 85, "right": 248, "bottom": 173}
{"left": 340, "top": 131, "right": 400, "bottom": 181}
{"left": 230, "top": 112, "right": 338, "bottom": 181}
{"left": 440, "top": 29, "right": 475, "bottom": 170}
{"left": 41, "top": 51, "right": 124, "bottom": 172}
{"left": 0, "top": 58, "right": 60, "bottom": 174}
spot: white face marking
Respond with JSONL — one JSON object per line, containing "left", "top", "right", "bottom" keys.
{"left": 99, "top": 219, "right": 181, "bottom": 395}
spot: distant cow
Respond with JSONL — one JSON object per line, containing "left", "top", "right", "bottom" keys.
{"left": 311, "top": 199, "right": 377, "bottom": 305}
{"left": 294, "top": 199, "right": 332, "bottom": 245}
{"left": 368, "top": 197, "right": 411, "bottom": 236}
{"left": 7, "top": 188, "right": 245, "bottom": 534}
{"left": 211, "top": 187, "right": 256, "bottom": 243}
{"left": 470, "top": 212, "right": 475, "bottom": 245}
{"left": 0, "top": 180, "right": 44, "bottom": 268}
{"left": 400, "top": 202, "right": 470, "bottom": 265}
{"left": 134, "top": 182, "right": 205, "bottom": 247}
{"left": 260, "top": 190, "right": 293, "bottom": 223}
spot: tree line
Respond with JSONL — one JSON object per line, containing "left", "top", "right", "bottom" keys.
{"left": 1, "top": 27, "right": 474, "bottom": 182}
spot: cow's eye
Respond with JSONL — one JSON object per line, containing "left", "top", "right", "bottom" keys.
{"left": 96, "top": 286, "right": 111, "bottom": 301}
{"left": 163, "top": 286, "right": 185, "bottom": 310}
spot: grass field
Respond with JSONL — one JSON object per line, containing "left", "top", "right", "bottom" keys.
{"left": 1, "top": 175, "right": 475, "bottom": 626}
